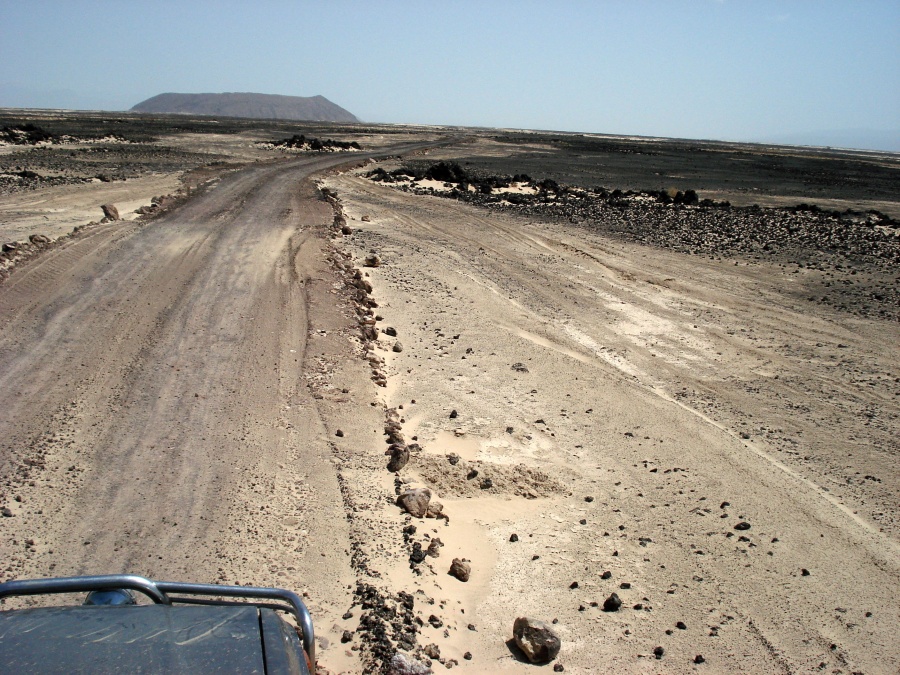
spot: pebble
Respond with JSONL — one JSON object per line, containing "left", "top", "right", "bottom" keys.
{"left": 653, "top": 646, "right": 665, "bottom": 659}
{"left": 509, "top": 533, "right": 519, "bottom": 542}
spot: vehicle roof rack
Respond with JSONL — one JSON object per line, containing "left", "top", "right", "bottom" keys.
{"left": 0, "top": 574, "right": 315, "bottom": 665}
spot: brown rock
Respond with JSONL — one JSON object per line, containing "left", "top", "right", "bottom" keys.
{"left": 449, "top": 558, "right": 471, "bottom": 582}
{"left": 387, "top": 444, "right": 410, "bottom": 472}
{"left": 426, "top": 538, "right": 443, "bottom": 557}
{"left": 364, "top": 254, "right": 381, "bottom": 267}
{"left": 29, "top": 234, "right": 50, "bottom": 245}
{"left": 426, "top": 501, "right": 444, "bottom": 518}
{"left": 398, "top": 487, "right": 431, "bottom": 518}
{"left": 101, "top": 204, "right": 120, "bottom": 220}
{"left": 513, "top": 617, "right": 561, "bottom": 664}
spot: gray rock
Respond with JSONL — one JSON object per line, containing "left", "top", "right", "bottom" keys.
{"left": 398, "top": 487, "right": 431, "bottom": 518}
{"left": 513, "top": 617, "right": 561, "bottom": 664}
{"left": 384, "top": 326, "right": 398, "bottom": 337}
{"left": 393, "top": 341, "right": 404, "bottom": 353}
{"left": 449, "top": 558, "right": 471, "bottom": 582}
{"left": 388, "top": 653, "right": 432, "bottom": 674}
{"left": 364, "top": 254, "right": 381, "bottom": 267}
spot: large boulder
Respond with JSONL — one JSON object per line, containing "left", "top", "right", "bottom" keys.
{"left": 513, "top": 617, "right": 561, "bottom": 664}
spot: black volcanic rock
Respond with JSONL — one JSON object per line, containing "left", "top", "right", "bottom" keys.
{"left": 130, "top": 92, "right": 359, "bottom": 123}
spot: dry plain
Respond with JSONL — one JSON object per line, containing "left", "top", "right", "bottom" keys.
{"left": 0, "top": 112, "right": 897, "bottom": 673}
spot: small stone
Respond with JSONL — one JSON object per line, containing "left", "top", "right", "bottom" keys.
{"left": 0, "top": 507, "right": 13, "bottom": 518}
{"left": 801, "top": 568, "right": 810, "bottom": 576}
{"left": 509, "top": 533, "right": 519, "bottom": 542}
{"left": 653, "top": 646, "right": 664, "bottom": 659}
{"left": 676, "top": 621, "right": 687, "bottom": 630}
{"left": 694, "top": 654, "right": 705, "bottom": 664}
{"left": 449, "top": 558, "right": 471, "bottom": 582}
{"left": 449, "top": 409, "right": 458, "bottom": 419}
{"left": 480, "top": 478, "right": 493, "bottom": 490}
{"left": 601, "top": 571, "right": 612, "bottom": 580}
{"left": 384, "top": 326, "right": 397, "bottom": 337}
{"left": 734, "top": 522, "right": 751, "bottom": 531}
{"left": 619, "top": 582, "right": 631, "bottom": 589}
{"left": 466, "top": 468, "right": 479, "bottom": 480}
{"left": 424, "top": 644, "right": 441, "bottom": 660}
{"left": 569, "top": 581, "right": 579, "bottom": 589}
{"left": 584, "top": 496, "right": 594, "bottom": 503}
{"left": 341, "top": 630, "right": 353, "bottom": 643}
{"left": 428, "top": 615, "right": 443, "bottom": 628}
{"left": 392, "top": 341, "right": 404, "bottom": 353}
{"left": 463, "top": 652, "right": 472, "bottom": 661}
{"left": 603, "top": 593, "right": 622, "bottom": 612}
{"left": 335, "top": 429, "right": 344, "bottom": 437}
{"left": 363, "top": 254, "right": 381, "bottom": 267}
{"left": 512, "top": 617, "right": 561, "bottom": 664}
{"left": 426, "top": 501, "right": 444, "bottom": 518}
{"left": 426, "top": 538, "right": 444, "bottom": 557}
{"left": 342, "top": 611, "right": 353, "bottom": 620}
{"left": 554, "top": 664, "right": 565, "bottom": 672}
{"left": 447, "top": 453, "right": 460, "bottom": 465}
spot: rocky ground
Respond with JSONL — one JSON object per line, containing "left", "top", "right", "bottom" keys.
{"left": 0, "top": 115, "right": 897, "bottom": 673}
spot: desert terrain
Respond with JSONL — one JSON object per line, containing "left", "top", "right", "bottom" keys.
{"left": 0, "top": 111, "right": 897, "bottom": 673}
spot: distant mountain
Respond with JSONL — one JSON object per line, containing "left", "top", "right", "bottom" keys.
{"left": 130, "top": 92, "right": 359, "bottom": 123}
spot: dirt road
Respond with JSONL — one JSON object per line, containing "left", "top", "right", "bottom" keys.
{"left": 325, "top": 171, "right": 899, "bottom": 673}
{"left": 0, "top": 152, "right": 421, "bottom": 672}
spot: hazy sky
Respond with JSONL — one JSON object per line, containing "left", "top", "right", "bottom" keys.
{"left": 2, "top": 1, "right": 898, "bottom": 149}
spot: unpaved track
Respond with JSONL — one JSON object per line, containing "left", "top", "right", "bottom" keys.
{"left": 0, "top": 151, "right": 426, "bottom": 671}
{"left": 328, "top": 173, "right": 899, "bottom": 673}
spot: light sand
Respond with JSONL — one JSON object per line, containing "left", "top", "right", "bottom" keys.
{"left": 323, "top": 170, "right": 899, "bottom": 673}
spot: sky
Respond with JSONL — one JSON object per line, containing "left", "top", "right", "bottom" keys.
{"left": 1, "top": 0, "right": 898, "bottom": 150}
